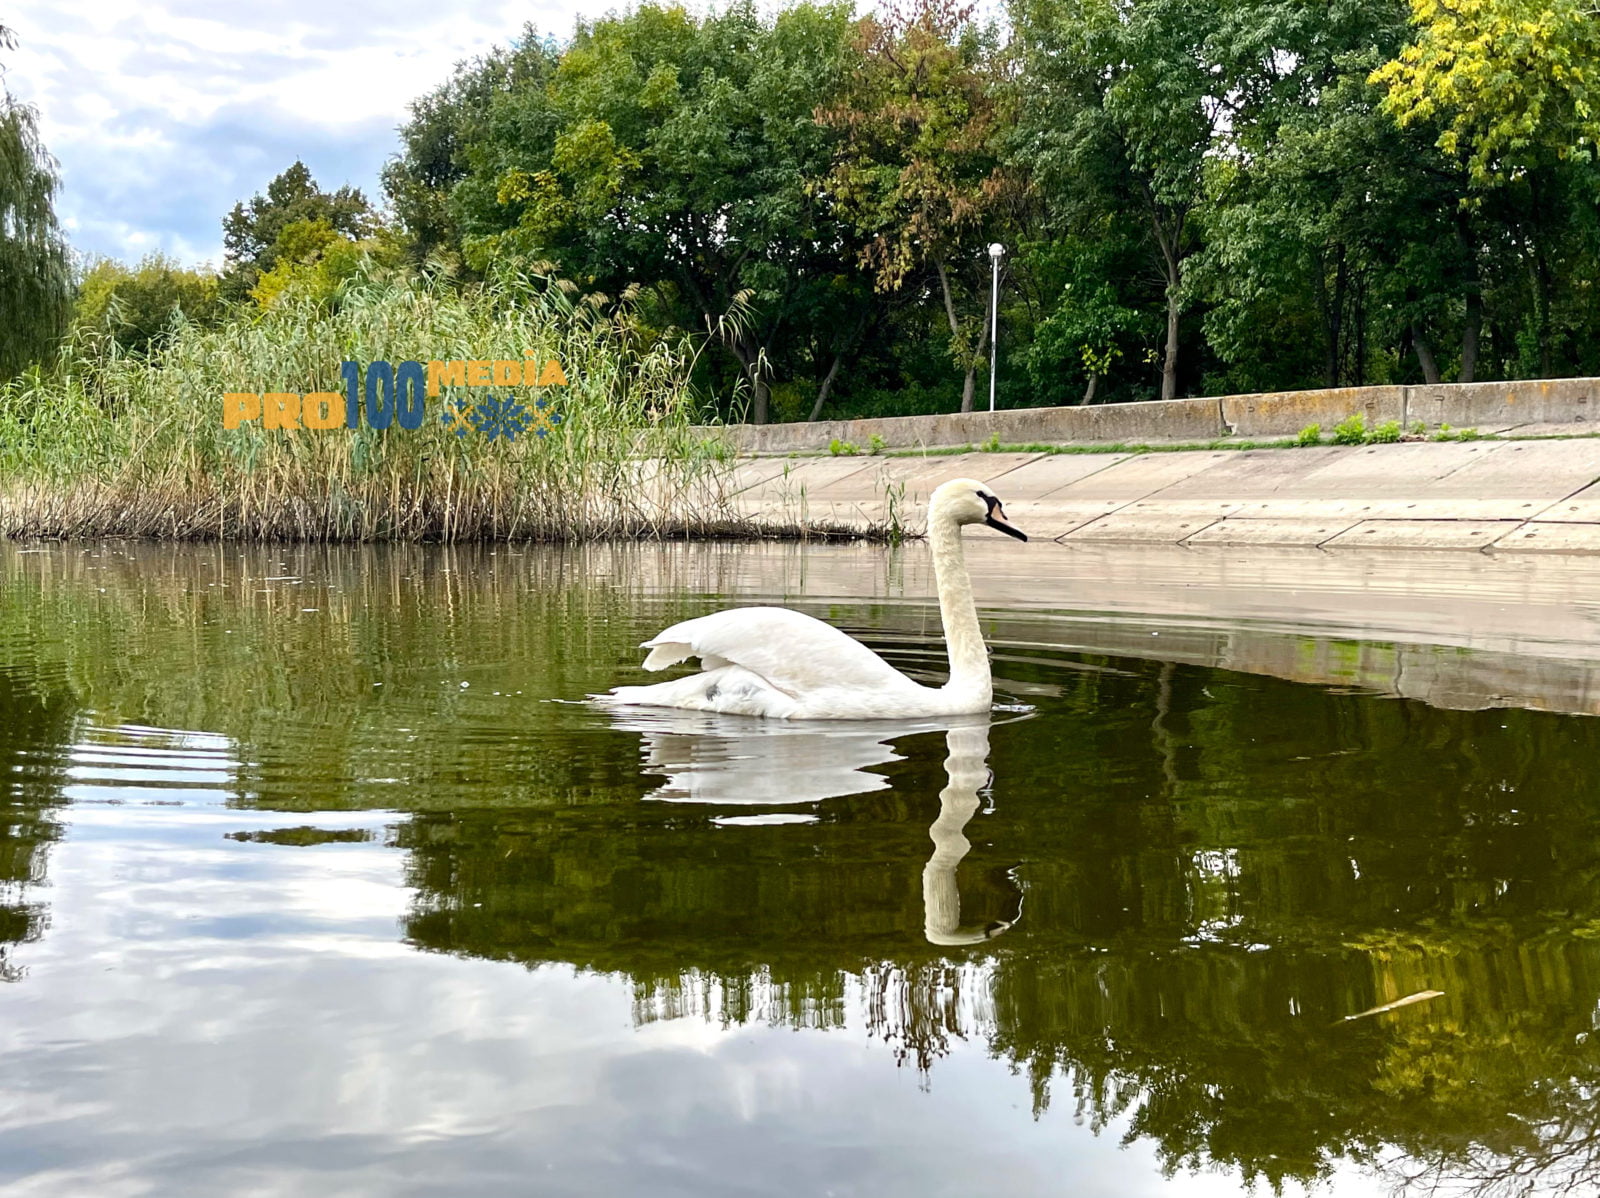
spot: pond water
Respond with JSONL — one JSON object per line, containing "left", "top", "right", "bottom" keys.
{"left": 2, "top": 540, "right": 1599, "bottom": 1197}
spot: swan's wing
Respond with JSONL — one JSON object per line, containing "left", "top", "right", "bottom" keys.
{"left": 639, "top": 606, "right": 914, "bottom": 697}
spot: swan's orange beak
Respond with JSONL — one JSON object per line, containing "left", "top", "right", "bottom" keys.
{"left": 984, "top": 499, "right": 1027, "bottom": 541}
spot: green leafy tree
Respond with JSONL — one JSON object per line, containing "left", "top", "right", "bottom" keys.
{"left": 819, "top": 0, "right": 1016, "bottom": 413}
{"left": 382, "top": 37, "right": 559, "bottom": 271}
{"left": 1372, "top": 0, "right": 1600, "bottom": 188}
{"left": 248, "top": 218, "right": 375, "bottom": 309}
{"left": 75, "top": 254, "right": 223, "bottom": 356}
{"left": 399, "top": 3, "right": 866, "bottom": 424}
{"left": 221, "top": 160, "right": 374, "bottom": 299}
{"left": 0, "top": 25, "right": 72, "bottom": 379}
{"left": 1012, "top": 0, "right": 1226, "bottom": 402}
{"left": 1372, "top": 0, "right": 1600, "bottom": 378}
{"left": 1188, "top": 2, "right": 1470, "bottom": 391}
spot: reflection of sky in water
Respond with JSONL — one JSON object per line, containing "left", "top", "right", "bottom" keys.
{"left": 0, "top": 722, "right": 1324, "bottom": 1196}
{"left": 0, "top": 718, "right": 1369, "bottom": 1197}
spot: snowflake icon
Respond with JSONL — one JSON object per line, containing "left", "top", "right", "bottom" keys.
{"left": 439, "top": 393, "right": 563, "bottom": 443}
{"left": 527, "top": 397, "right": 564, "bottom": 438}
{"left": 441, "top": 394, "right": 531, "bottom": 442}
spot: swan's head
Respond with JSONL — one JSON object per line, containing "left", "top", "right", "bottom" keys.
{"left": 929, "top": 478, "right": 1028, "bottom": 541}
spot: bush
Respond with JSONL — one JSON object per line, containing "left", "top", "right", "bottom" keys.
{"left": 1369, "top": 419, "right": 1402, "bottom": 444}
{"left": 1332, "top": 413, "right": 1367, "bottom": 445}
{"left": 1296, "top": 423, "right": 1322, "bottom": 446}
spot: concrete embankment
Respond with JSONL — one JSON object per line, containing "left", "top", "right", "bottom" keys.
{"left": 706, "top": 376, "right": 1600, "bottom": 453}
{"left": 726, "top": 438, "right": 1600, "bottom": 552}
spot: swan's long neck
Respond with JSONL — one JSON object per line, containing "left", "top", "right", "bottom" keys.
{"left": 929, "top": 506, "right": 990, "bottom": 699}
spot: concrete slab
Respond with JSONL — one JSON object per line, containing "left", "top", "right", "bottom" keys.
{"left": 1122, "top": 499, "right": 1251, "bottom": 518}
{"left": 1186, "top": 517, "right": 1359, "bottom": 547}
{"left": 1322, "top": 519, "right": 1520, "bottom": 550}
{"left": 974, "top": 453, "right": 1131, "bottom": 499}
{"left": 1002, "top": 499, "right": 1126, "bottom": 542}
{"left": 759, "top": 457, "right": 880, "bottom": 496}
{"left": 1140, "top": 446, "right": 1348, "bottom": 500}
{"left": 1221, "top": 498, "right": 1380, "bottom": 521}
{"left": 893, "top": 452, "right": 1045, "bottom": 494}
{"left": 1497, "top": 425, "right": 1600, "bottom": 439}
{"left": 1412, "top": 436, "right": 1600, "bottom": 499}
{"left": 1490, "top": 522, "right": 1600, "bottom": 554}
{"left": 1294, "top": 440, "right": 1502, "bottom": 490}
{"left": 1524, "top": 475, "right": 1600, "bottom": 523}
{"left": 727, "top": 457, "right": 805, "bottom": 494}
{"left": 788, "top": 457, "right": 931, "bottom": 502}
{"left": 1061, "top": 510, "right": 1226, "bottom": 544}
{"left": 1042, "top": 450, "right": 1236, "bottom": 501}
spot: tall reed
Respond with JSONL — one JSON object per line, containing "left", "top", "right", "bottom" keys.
{"left": 0, "top": 268, "right": 743, "bottom": 541}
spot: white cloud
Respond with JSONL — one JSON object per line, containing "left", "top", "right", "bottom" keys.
{"left": 2, "top": 0, "right": 618, "bottom": 266}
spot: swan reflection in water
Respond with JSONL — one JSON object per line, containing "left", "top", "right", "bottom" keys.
{"left": 604, "top": 708, "right": 1023, "bottom": 945}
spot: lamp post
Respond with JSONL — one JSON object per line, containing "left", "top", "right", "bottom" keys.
{"left": 987, "top": 242, "right": 1005, "bottom": 413}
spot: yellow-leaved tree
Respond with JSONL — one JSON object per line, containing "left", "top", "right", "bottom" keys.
{"left": 1372, "top": 0, "right": 1600, "bottom": 187}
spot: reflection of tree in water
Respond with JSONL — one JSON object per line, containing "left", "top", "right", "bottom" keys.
{"left": 401, "top": 653, "right": 1600, "bottom": 1194}
{"left": 0, "top": 662, "right": 75, "bottom": 983}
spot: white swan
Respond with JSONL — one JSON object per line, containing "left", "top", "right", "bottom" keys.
{"left": 602, "top": 478, "right": 1028, "bottom": 719}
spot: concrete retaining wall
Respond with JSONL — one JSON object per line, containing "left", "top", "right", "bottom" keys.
{"left": 700, "top": 377, "right": 1600, "bottom": 454}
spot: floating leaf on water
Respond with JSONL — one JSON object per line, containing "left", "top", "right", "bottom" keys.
{"left": 1332, "top": 990, "right": 1446, "bottom": 1026}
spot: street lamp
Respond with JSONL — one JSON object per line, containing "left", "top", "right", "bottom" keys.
{"left": 987, "top": 243, "right": 1005, "bottom": 413}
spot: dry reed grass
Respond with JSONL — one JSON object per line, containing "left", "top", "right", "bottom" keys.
{"left": 0, "top": 267, "right": 798, "bottom": 542}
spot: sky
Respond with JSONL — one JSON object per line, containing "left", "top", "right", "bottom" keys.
{"left": 2, "top": 0, "right": 622, "bottom": 268}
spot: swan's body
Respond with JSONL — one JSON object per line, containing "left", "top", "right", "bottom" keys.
{"left": 602, "top": 479, "right": 1027, "bottom": 719}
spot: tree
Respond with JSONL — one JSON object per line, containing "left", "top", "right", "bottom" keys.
{"left": 247, "top": 219, "right": 375, "bottom": 309}
{"left": 0, "top": 25, "right": 71, "bottom": 379}
{"left": 1372, "top": 0, "right": 1600, "bottom": 379}
{"left": 396, "top": 3, "right": 868, "bottom": 424}
{"left": 1012, "top": 0, "right": 1226, "bottom": 402}
{"left": 1372, "top": 0, "right": 1600, "bottom": 189}
{"left": 819, "top": 0, "right": 1016, "bottom": 412}
{"left": 75, "top": 254, "right": 223, "bottom": 355}
{"left": 221, "top": 160, "right": 374, "bottom": 298}
{"left": 382, "top": 37, "right": 559, "bottom": 271}
{"left": 1189, "top": 1, "right": 1467, "bottom": 391}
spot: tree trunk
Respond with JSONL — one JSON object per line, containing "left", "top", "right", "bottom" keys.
{"left": 1354, "top": 271, "right": 1366, "bottom": 387}
{"left": 1461, "top": 291, "right": 1481, "bottom": 384}
{"left": 1081, "top": 374, "right": 1098, "bottom": 405}
{"left": 808, "top": 350, "right": 844, "bottom": 422}
{"left": 935, "top": 259, "right": 977, "bottom": 411}
{"left": 808, "top": 307, "right": 872, "bottom": 422}
{"left": 1528, "top": 173, "right": 1555, "bottom": 376}
{"left": 1412, "top": 323, "right": 1441, "bottom": 385}
{"left": 1161, "top": 273, "right": 1180, "bottom": 402}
